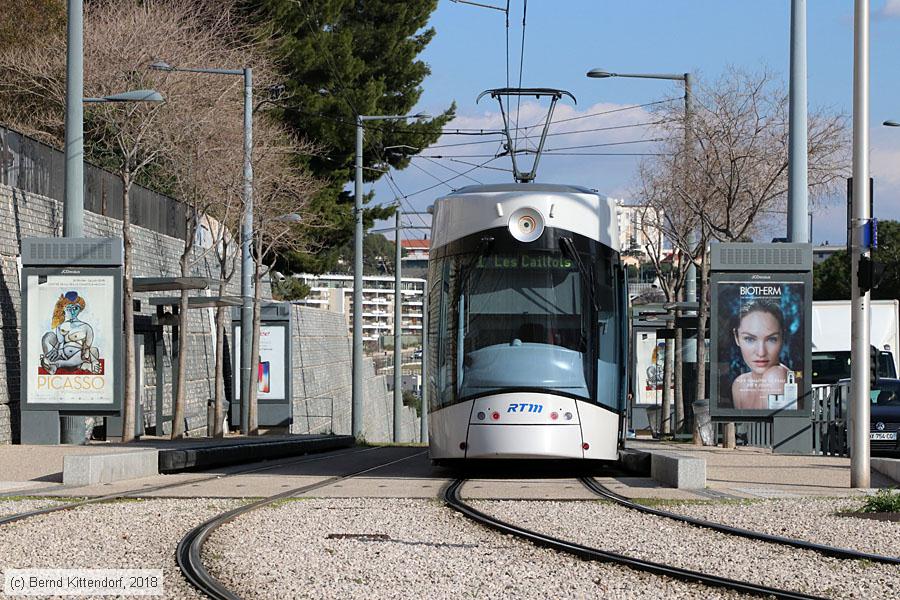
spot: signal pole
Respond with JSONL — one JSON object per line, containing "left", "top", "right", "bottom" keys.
{"left": 850, "top": 0, "right": 871, "bottom": 488}
{"left": 788, "top": 0, "right": 809, "bottom": 243}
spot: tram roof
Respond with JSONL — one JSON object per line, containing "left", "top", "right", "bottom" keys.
{"left": 447, "top": 183, "right": 601, "bottom": 196}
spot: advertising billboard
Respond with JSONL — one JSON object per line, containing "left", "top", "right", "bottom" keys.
{"left": 233, "top": 324, "right": 288, "bottom": 401}
{"left": 711, "top": 274, "right": 810, "bottom": 414}
{"left": 23, "top": 268, "right": 122, "bottom": 411}
{"left": 634, "top": 329, "right": 666, "bottom": 405}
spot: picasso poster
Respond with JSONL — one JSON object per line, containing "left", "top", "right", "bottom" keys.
{"left": 26, "top": 274, "right": 116, "bottom": 405}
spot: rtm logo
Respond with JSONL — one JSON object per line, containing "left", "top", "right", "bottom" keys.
{"left": 507, "top": 403, "right": 543, "bottom": 413}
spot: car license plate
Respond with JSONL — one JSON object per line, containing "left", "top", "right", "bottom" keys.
{"left": 870, "top": 432, "right": 897, "bottom": 441}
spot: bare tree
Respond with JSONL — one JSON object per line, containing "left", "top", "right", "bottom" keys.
{"left": 640, "top": 67, "right": 849, "bottom": 438}
{"left": 0, "top": 0, "right": 298, "bottom": 440}
{"left": 634, "top": 165, "right": 697, "bottom": 435}
{"left": 245, "top": 125, "right": 324, "bottom": 433}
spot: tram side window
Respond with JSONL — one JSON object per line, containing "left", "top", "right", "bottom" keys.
{"left": 436, "top": 257, "right": 460, "bottom": 408}
{"left": 595, "top": 259, "right": 619, "bottom": 411}
{"left": 426, "top": 274, "right": 442, "bottom": 414}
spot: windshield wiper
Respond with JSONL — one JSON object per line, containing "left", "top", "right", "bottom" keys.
{"left": 560, "top": 236, "right": 599, "bottom": 313}
{"left": 458, "top": 236, "right": 495, "bottom": 287}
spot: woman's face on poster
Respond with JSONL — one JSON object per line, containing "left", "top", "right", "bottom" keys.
{"left": 733, "top": 310, "right": 783, "bottom": 375}
{"left": 64, "top": 302, "right": 82, "bottom": 320}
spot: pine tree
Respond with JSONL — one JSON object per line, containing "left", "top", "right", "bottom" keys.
{"left": 240, "top": 0, "right": 455, "bottom": 273}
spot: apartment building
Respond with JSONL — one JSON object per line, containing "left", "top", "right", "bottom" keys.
{"left": 293, "top": 273, "right": 426, "bottom": 346}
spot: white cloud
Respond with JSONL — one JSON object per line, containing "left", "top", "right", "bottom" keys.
{"left": 413, "top": 100, "right": 666, "bottom": 198}
{"left": 876, "top": 0, "right": 900, "bottom": 18}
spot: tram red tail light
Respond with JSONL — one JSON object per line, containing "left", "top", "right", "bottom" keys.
{"left": 491, "top": 411, "right": 501, "bottom": 421}
{"left": 459, "top": 442, "right": 467, "bottom": 450}
{"left": 550, "top": 412, "right": 559, "bottom": 421}
{"left": 582, "top": 442, "right": 590, "bottom": 450}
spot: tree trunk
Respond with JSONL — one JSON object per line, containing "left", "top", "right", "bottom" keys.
{"left": 693, "top": 240, "right": 709, "bottom": 445}
{"left": 249, "top": 261, "right": 262, "bottom": 435}
{"left": 661, "top": 329, "right": 674, "bottom": 435}
{"left": 171, "top": 286, "right": 189, "bottom": 439}
{"left": 674, "top": 303, "right": 684, "bottom": 434}
{"left": 121, "top": 172, "right": 136, "bottom": 443}
{"left": 213, "top": 298, "right": 226, "bottom": 438}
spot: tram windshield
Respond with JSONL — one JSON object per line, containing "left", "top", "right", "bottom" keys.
{"left": 429, "top": 232, "right": 620, "bottom": 408}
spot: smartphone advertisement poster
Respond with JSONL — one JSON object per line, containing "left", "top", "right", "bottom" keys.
{"left": 233, "top": 325, "right": 287, "bottom": 401}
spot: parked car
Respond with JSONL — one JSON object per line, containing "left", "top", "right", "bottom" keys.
{"left": 834, "top": 378, "right": 900, "bottom": 455}
{"left": 412, "top": 348, "right": 423, "bottom": 360}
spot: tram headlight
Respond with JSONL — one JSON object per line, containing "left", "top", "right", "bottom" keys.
{"left": 476, "top": 411, "right": 486, "bottom": 421}
{"left": 508, "top": 207, "right": 545, "bottom": 242}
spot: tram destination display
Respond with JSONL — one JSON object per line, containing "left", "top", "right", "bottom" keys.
{"left": 713, "top": 280, "right": 806, "bottom": 412}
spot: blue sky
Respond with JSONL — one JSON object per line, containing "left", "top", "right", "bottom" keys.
{"left": 371, "top": 0, "right": 900, "bottom": 246}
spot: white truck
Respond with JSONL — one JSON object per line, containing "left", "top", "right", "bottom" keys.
{"left": 811, "top": 299, "right": 900, "bottom": 385}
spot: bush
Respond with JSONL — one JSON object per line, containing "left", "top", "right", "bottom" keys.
{"left": 860, "top": 488, "right": 900, "bottom": 513}
{"left": 402, "top": 390, "right": 422, "bottom": 417}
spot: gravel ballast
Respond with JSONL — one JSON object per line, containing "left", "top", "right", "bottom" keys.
{"left": 205, "top": 498, "right": 749, "bottom": 599}
{"left": 0, "top": 498, "right": 242, "bottom": 599}
{"left": 0, "top": 498, "right": 70, "bottom": 519}
{"left": 649, "top": 496, "right": 900, "bottom": 557}
{"left": 472, "top": 497, "right": 900, "bottom": 599}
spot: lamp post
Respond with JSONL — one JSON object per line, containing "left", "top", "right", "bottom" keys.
{"left": 150, "top": 60, "right": 254, "bottom": 435}
{"left": 850, "top": 0, "right": 871, "bottom": 488}
{"left": 788, "top": 0, "right": 809, "bottom": 244}
{"left": 587, "top": 68, "right": 694, "bottom": 435}
{"left": 586, "top": 69, "right": 694, "bottom": 301}
{"left": 353, "top": 113, "right": 428, "bottom": 441}
{"left": 63, "top": 0, "right": 85, "bottom": 238}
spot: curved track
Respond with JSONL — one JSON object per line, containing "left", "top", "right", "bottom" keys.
{"left": 177, "top": 450, "right": 427, "bottom": 600}
{"left": 0, "top": 446, "right": 379, "bottom": 527}
{"left": 579, "top": 476, "right": 900, "bottom": 565}
{"left": 444, "top": 478, "right": 823, "bottom": 600}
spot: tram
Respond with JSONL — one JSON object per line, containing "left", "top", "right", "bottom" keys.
{"left": 425, "top": 183, "right": 628, "bottom": 462}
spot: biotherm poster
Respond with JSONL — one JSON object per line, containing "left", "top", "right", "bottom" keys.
{"left": 26, "top": 274, "right": 116, "bottom": 405}
{"left": 715, "top": 281, "right": 805, "bottom": 411}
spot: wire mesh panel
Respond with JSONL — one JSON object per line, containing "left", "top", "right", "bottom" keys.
{"left": 811, "top": 384, "right": 848, "bottom": 456}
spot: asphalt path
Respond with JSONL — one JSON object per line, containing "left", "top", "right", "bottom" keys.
{"left": 16, "top": 446, "right": 629, "bottom": 500}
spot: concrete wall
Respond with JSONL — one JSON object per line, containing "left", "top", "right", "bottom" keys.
{"left": 0, "top": 182, "right": 416, "bottom": 444}
{"left": 289, "top": 305, "right": 419, "bottom": 442}
{"left": 0, "top": 183, "right": 227, "bottom": 442}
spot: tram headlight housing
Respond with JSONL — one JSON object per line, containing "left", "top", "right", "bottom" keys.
{"left": 508, "top": 207, "right": 545, "bottom": 242}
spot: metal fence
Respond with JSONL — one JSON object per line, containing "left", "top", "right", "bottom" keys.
{"left": 0, "top": 125, "right": 187, "bottom": 240}
{"left": 709, "top": 385, "right": 848, "bottom": 456}
{"left": 811, "top": 384, "right": 849, "bottom": 457}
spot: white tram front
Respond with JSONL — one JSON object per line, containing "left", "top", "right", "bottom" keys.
{"left": 426, "top": 183, "right": 628, "bottom": 462}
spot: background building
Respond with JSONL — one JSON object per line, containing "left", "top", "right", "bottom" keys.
{"left": 294, "top": 274, "right": 426, "bottom": 349}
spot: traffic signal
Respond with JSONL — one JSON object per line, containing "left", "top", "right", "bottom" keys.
{"left": 858, "top": 255, "right": 885, "bottom": 293}
{"left": 870, "top": 345, "right": 879, "bottom": 388}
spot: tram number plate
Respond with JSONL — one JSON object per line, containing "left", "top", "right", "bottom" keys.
{"left": 870, "top": 432, "right": 897, "bottom": 441}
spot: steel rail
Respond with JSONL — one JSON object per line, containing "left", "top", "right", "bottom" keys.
{"left": 0, "top": 445, "right": 379, "bottom": 526}
{"left": 579, "top": 476, "right": 900, "bottom": 565}
{"left": 177, "top": 450, "right": 428, "bottom": 600}
{"left": 444, "top": 478, "right": 823, "bottom": 600}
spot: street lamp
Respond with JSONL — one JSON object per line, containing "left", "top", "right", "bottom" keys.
{"left": 83, "top": 90, "right": 164, "bottom": 103}
{"left": 151, "top": 59, "right": 256, "bottom": 435}
{"left": 353, "top": 112, "right": 429, "bottom": 440}
{"left": 587, "top": 67, "right": 694, "bottom": 436}
{"left": 586, "top": 68, "right": 695, "bottom": 302}
{"left": 883, "top": 120, "right": 900, "bottom": 128}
